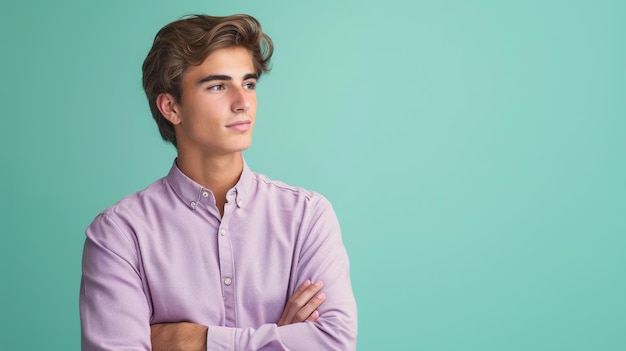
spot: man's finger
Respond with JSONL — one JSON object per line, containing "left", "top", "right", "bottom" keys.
{"left": 305, "top": 310, "right": 320, "bottom": 323}
{"left": 287, "top": 281, "right": 323, "bottom": 316}
{"left": 294, "top": 292, "right": 326, "bottom": 322}
{"left": 278, "top": 280, "right": 324, "bottom": 326}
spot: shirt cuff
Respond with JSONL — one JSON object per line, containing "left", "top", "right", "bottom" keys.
{"left": 207, "top": 326, "right": 236, "bottom": 351}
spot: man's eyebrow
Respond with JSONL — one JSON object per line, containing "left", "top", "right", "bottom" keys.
{"left": 197, "top": 73, "right": 258, "bottom": 85}
{"left": 197, "top": 75, "right": 232, "bottom": 85}
{"left": 244, "top": 73, "right": 259, "bottom": 80}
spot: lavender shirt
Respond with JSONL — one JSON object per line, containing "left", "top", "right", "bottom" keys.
{"left": 80, "top": 161, "right": 357, "bottom": 350}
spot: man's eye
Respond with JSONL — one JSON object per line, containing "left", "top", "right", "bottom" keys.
{"left": 208, "top": 84, "right": 224, "bottom": 91}
{"left": 244, "top": 82, "right": 257, "bottom": 90}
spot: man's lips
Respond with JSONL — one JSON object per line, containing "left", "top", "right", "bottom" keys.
{"left": 226, "top": 120, "right": 252, "bottom": 131}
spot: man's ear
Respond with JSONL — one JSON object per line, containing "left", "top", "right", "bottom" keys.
{"left": 156, "top": 93, "right": 182, "bottom": 125}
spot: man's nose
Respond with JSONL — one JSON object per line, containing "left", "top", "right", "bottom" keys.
{"left": 231, "top": 87, "right": 250, "bottom": 113}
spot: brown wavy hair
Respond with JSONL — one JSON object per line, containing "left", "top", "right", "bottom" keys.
{"left": 142, "top": 14, "right": 274, "bottom": 147}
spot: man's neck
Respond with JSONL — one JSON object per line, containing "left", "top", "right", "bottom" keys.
{"left": 175, "top": 151, "right": 244, "bottom": 216}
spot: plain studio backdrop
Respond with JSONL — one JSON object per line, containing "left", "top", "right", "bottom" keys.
{"left": 1, "top": 1, "right": 624, "bottom": 350}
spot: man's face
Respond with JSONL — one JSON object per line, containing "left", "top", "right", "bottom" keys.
{"left": 171, "top": 46, "right": 258, "bottom": 156}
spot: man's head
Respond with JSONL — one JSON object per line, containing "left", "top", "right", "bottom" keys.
{"left": 142, "top": 14, "right": 273, "bottom": 148}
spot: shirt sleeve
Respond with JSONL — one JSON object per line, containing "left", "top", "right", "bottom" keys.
{"left": 206, "top": 195, "right": 358, "bottom": 351}
{"left": 80, "top": 213, "right": 152, "bottom": 351}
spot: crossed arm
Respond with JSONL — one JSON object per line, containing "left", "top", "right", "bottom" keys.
{"left": 151, "top": 280, "right": 326, "bottom": 351}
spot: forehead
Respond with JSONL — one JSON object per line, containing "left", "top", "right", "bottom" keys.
{"left": 185, "top": 47, "right": 255, "bottom": 78}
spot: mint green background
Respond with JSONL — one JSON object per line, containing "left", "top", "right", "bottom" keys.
{"left": 1, "top": 1, "right": 625, "bottom": 350}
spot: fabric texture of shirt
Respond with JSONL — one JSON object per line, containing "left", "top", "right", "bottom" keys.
{"left": 80, "top": 160, "right": 357, "bottom": 350}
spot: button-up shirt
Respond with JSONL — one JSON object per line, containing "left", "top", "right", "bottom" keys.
{"left": 80, "top": 161, "right": 357, "bottom": 350}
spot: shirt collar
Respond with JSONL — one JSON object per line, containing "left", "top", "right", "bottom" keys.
{"left": 166, "top": 158, "right": 254, "bottom": 210}
{"left": 232, "top": 159, "right": 254, "bottom": 208}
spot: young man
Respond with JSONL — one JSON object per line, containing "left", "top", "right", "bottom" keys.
{"left": 79, "top": 14, "right": 357, "bottom": 350}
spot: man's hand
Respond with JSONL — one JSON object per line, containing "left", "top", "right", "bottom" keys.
{"left": 151, "top": 322, "right": 207, "bottom": 351}
{"left": 277, "top": 280, "right": 326, "bottom": 326}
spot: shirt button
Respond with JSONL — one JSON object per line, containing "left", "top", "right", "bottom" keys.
{"left": 190, "top": 201, "right": 196, "bottom": 208}
{"left": 224, "top": 277, "right": 232, "bottom": 286}
{"left": 202, "top": 191, "right": 209, "bottom": 198}
{"left": 220, "top": 228, "right": 226, "bottom": 236}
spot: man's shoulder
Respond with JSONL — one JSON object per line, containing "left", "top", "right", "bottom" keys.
{"left": 248, "top": 171, "right": 334, "bottom": 211}
{"left": 97, "top": 176, "right": 169, "bottom": 220}
{"left": 251, "top": 171, "right": 320, "bottom": 200}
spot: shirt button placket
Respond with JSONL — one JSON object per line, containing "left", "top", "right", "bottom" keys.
{"left": 217, "top": 226, "right": 236, "bottom": 327}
